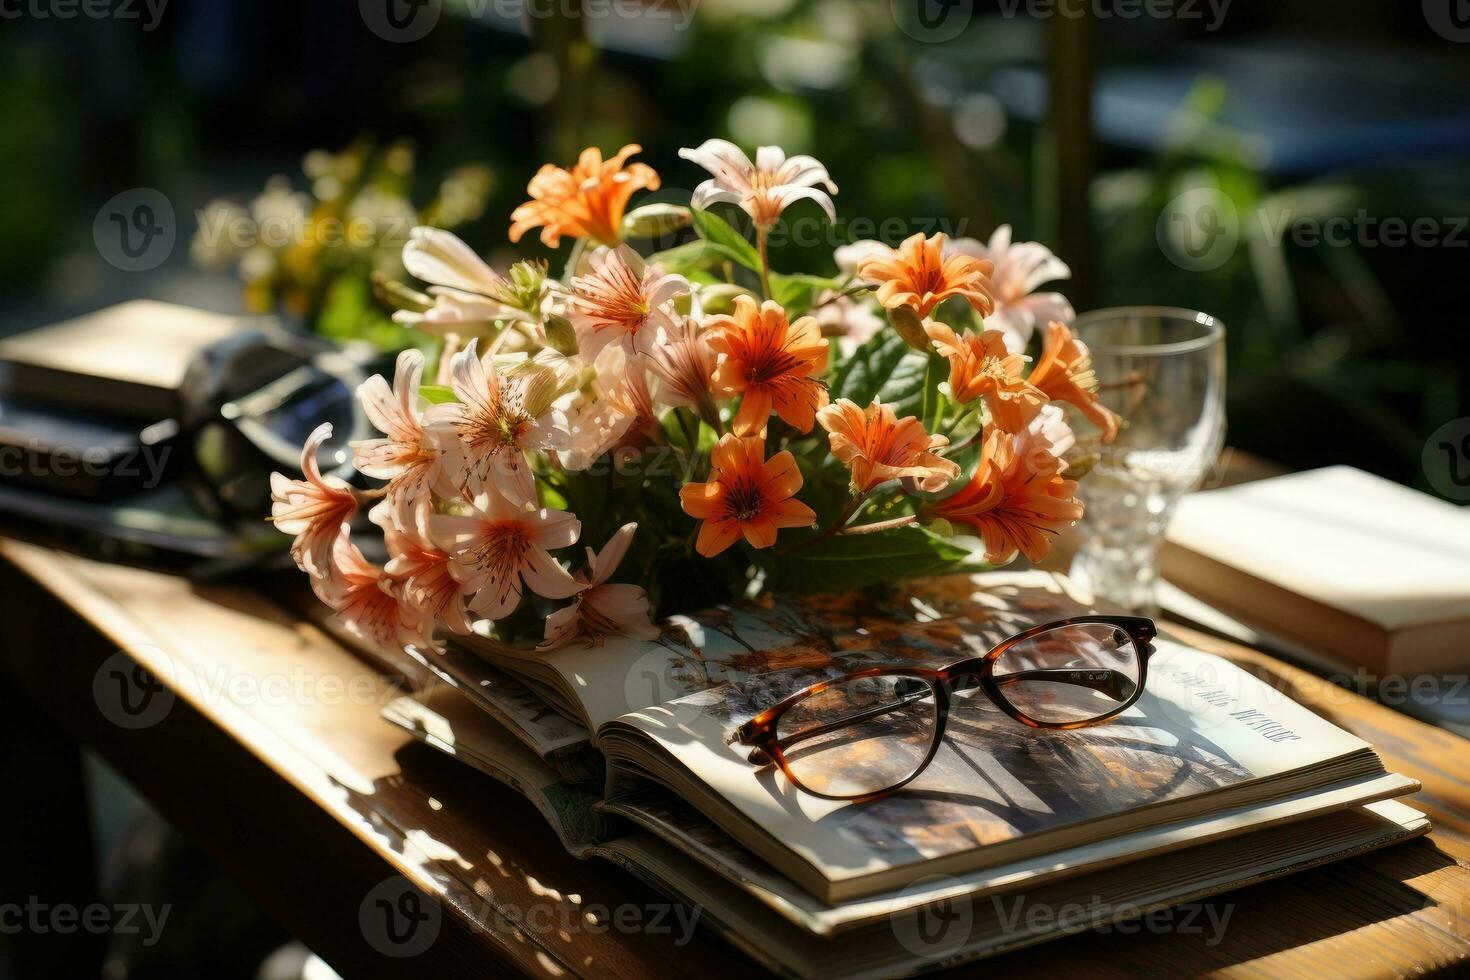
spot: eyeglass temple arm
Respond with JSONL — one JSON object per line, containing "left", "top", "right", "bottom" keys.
{"left": 748, "top": 668, "right": 1136, "bottom": 764}
{"left": 992, "top": 667, "right": 1137, "bottom": 701}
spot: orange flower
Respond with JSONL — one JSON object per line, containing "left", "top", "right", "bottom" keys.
{"left": 856, "top": 232, "right": 995, "bottom": 318}
{"left": 706, "top": 295, "right": 829, "bottom": 435}
{"left": 923, "top": 429, "right": 1082, "bottom": 564}
{"left": 817, "top": 398, "right": 959, "bottom": 493}
{"left": 926, "top": 321, "right": 1046, "bottom": 434}
{"left": 509, "top": 144, "right": 659, "bottom": 248}
{"left": 679, "top": 435, "right": 816, "bottom": 557}
{"left": 1028, "top": 320, "right": 1121, "bottom": 443}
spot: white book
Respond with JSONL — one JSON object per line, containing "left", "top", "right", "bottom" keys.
{"left": 1162, "top": 466, "right": 1470, "bottom": 673}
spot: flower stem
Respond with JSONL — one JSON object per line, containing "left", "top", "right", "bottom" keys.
{"left": 942, "top": 401, "right": 979, "bottom": 439}
{"left": 808, "top": 280, "right": 875, "bottom": 312}
{"left": 696, "top": 393, "right": 723, "bottom": 434}
{"left": 676, "top": 407, "right": 701, "bottom": 458}
{"left": 437, "top": 332, "right": 463, "bottom": 384}
{"left": 783, "top": 489, "right": 872, "bottom": 553}
{"left": 838, "top": 514, "right": 918, "bottom": 535}
{"left": 756, "top": 225, "right": 775, "bottom": 301}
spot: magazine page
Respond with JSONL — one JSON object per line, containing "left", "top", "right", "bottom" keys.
{"left": 537, "top": 572, "right": 1373, "bottom": 897}
{"left": 404, "top": 643, "right": 598, "bottom": 780}
{"left": 598, "top": 770, "right": 1416, "bottom": 934}
{"left": 608, "top": 637, "right": 1371, "bottom": 896}
{"left": 596, "top": 801, "right": 1427, "bottom": 980}
{"left": 545, "top": 570, "right": 1095, "bottom": 730}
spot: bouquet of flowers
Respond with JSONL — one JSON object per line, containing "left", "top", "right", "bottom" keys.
{"left": 270, "top": 140, "right": 1119, "bottom": 654}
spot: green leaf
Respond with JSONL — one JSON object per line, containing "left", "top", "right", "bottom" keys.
{"left": 771, "top": 272, "right": 841, "bottom": 314}
{"left": 826, "top": 329, "right": 946, "bottom": 423}
{"left": 828, "top": 329, "right": 931, "bottom": 416}
{"left": 689, "top": 208, "right": 761, "bottom": 271}
{"left": 645, "top": 238, "right": 745, "bottom": 277}
{"left": 881, "top": 349, "right": 937, "bottom": 421}
{"left": 418, "top": 385, "right": 459, "bottom": 404}
{"left": 765, "top": 526, "right": 971, "bottom": 593}
{"left": 828, "top": 330, "right": 907, "bottom": 406}
{"left": 543, "top": 313, "right": 579, "bottom": 356}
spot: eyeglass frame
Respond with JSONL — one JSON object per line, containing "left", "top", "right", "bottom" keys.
{"left": 731, "top": 615, "right": 1158, "bottom": 802}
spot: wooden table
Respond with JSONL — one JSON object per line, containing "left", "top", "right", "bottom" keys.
{"left": 1, "top": 536, "right": 1468, "bottom": 978}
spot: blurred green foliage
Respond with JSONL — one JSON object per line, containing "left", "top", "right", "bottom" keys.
{"left": 0, "top": 44, "right": 75, "bottom": 293}
{"left": 3, "top": 0, "right": 1464, "bottom": 497}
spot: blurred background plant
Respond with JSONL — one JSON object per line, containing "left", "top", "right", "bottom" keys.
{"left": 188, "top": 137, "right": 493, "bottom": 351}
{"left": 2, "top": 0, "right": 1468, "bottom": 499}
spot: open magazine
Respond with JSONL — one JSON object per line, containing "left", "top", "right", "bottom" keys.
{"left": 384, "top": 571, "right": 1427, "bottom": 975}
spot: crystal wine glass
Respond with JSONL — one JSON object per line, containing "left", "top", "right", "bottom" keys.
{"left": 1067, "top": 307, "right": 1226, "bottom": 614}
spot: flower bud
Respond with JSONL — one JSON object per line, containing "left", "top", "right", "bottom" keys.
{"left": 888, "top": 304, "right": 931, "bottom": 352}
{"left": 696, "top": 282, "right": 754, "bottom": 316}
{"left": 1062, "top": 452, "right": 1100, "bottom": 481}
{"left": 621, "top": 203, "right": 693, "bottom": 239}
{"left": 542, "top": 313, "right": 580, "bottom": 357}
{"left": 505, "top": 259, "right": 549, "bottom": 313}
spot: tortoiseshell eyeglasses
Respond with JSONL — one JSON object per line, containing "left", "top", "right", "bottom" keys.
{"left": 732, "top": 616, "right": 1157, "bottom": 801}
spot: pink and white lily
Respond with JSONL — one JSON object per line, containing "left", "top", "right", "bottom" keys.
{"left": 382, "top": 522, "right": 472, "bottom": 639}
{"left": 678, "top": 140, "right": 838, "bottom": 228}
{"left": 427, "top": 483, "right": 582, "bottom": 621}
{"left": 950, "top": 225, "right": 1074, "bottom": 353}
{"left": 312, "top": 523, "right": 430, "bottom": 651}
{"left": 270, "top": 423, "right": 357, "bottom": 578}
{"left": 392, "top": 227, "right": 537, "bottom": 331}
{"left": 562, "top": 345, "right": 661, "bottom": 471}
{"left": 567, "top": 244, "right": 688, "bottom": 360}
{"left": 428, "top": 337, "right": 567, "bottom": 501}
{"left": 352, "top": 349, "right": 441, "bottom": 535}
{"left": 645, "top": 315, "right": 717, "bottom": 411}
{"left": 539, "top": 523, "right": 659, "bottom": 649}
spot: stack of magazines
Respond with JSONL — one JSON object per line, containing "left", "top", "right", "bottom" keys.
{"left": 382, "top": 571, "right": 1427, "bottom": 977}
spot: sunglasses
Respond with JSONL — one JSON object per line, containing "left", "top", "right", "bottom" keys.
{"left": 732, "top": 616, "right": 1157, "bottom": 801}
{"left": 181, "top": 328, "right": 383, "bottom": 526}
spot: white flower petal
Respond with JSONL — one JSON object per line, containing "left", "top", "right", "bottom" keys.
{"left": 754, "top": 145, "right": 787, "bottom": 175}
{"left": 402, "top": 227, "right": 506, "bottom": 297}
{"left": 589, "top": 522, "right": 637, "bottom": 585}
{"left": 679, "top": 139, "right": 756, "bottom": 192}
{"left": 770, "top": 185, "right": 836, "bottom": 223}
{"left": 775, "top": 154, "right": 837, "bottom": 193}
{"left": 689, "top": 181, "right": 744, "bottom": 213}
{"left": 523, "top": 547, "right": 583, "bottom": 600}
